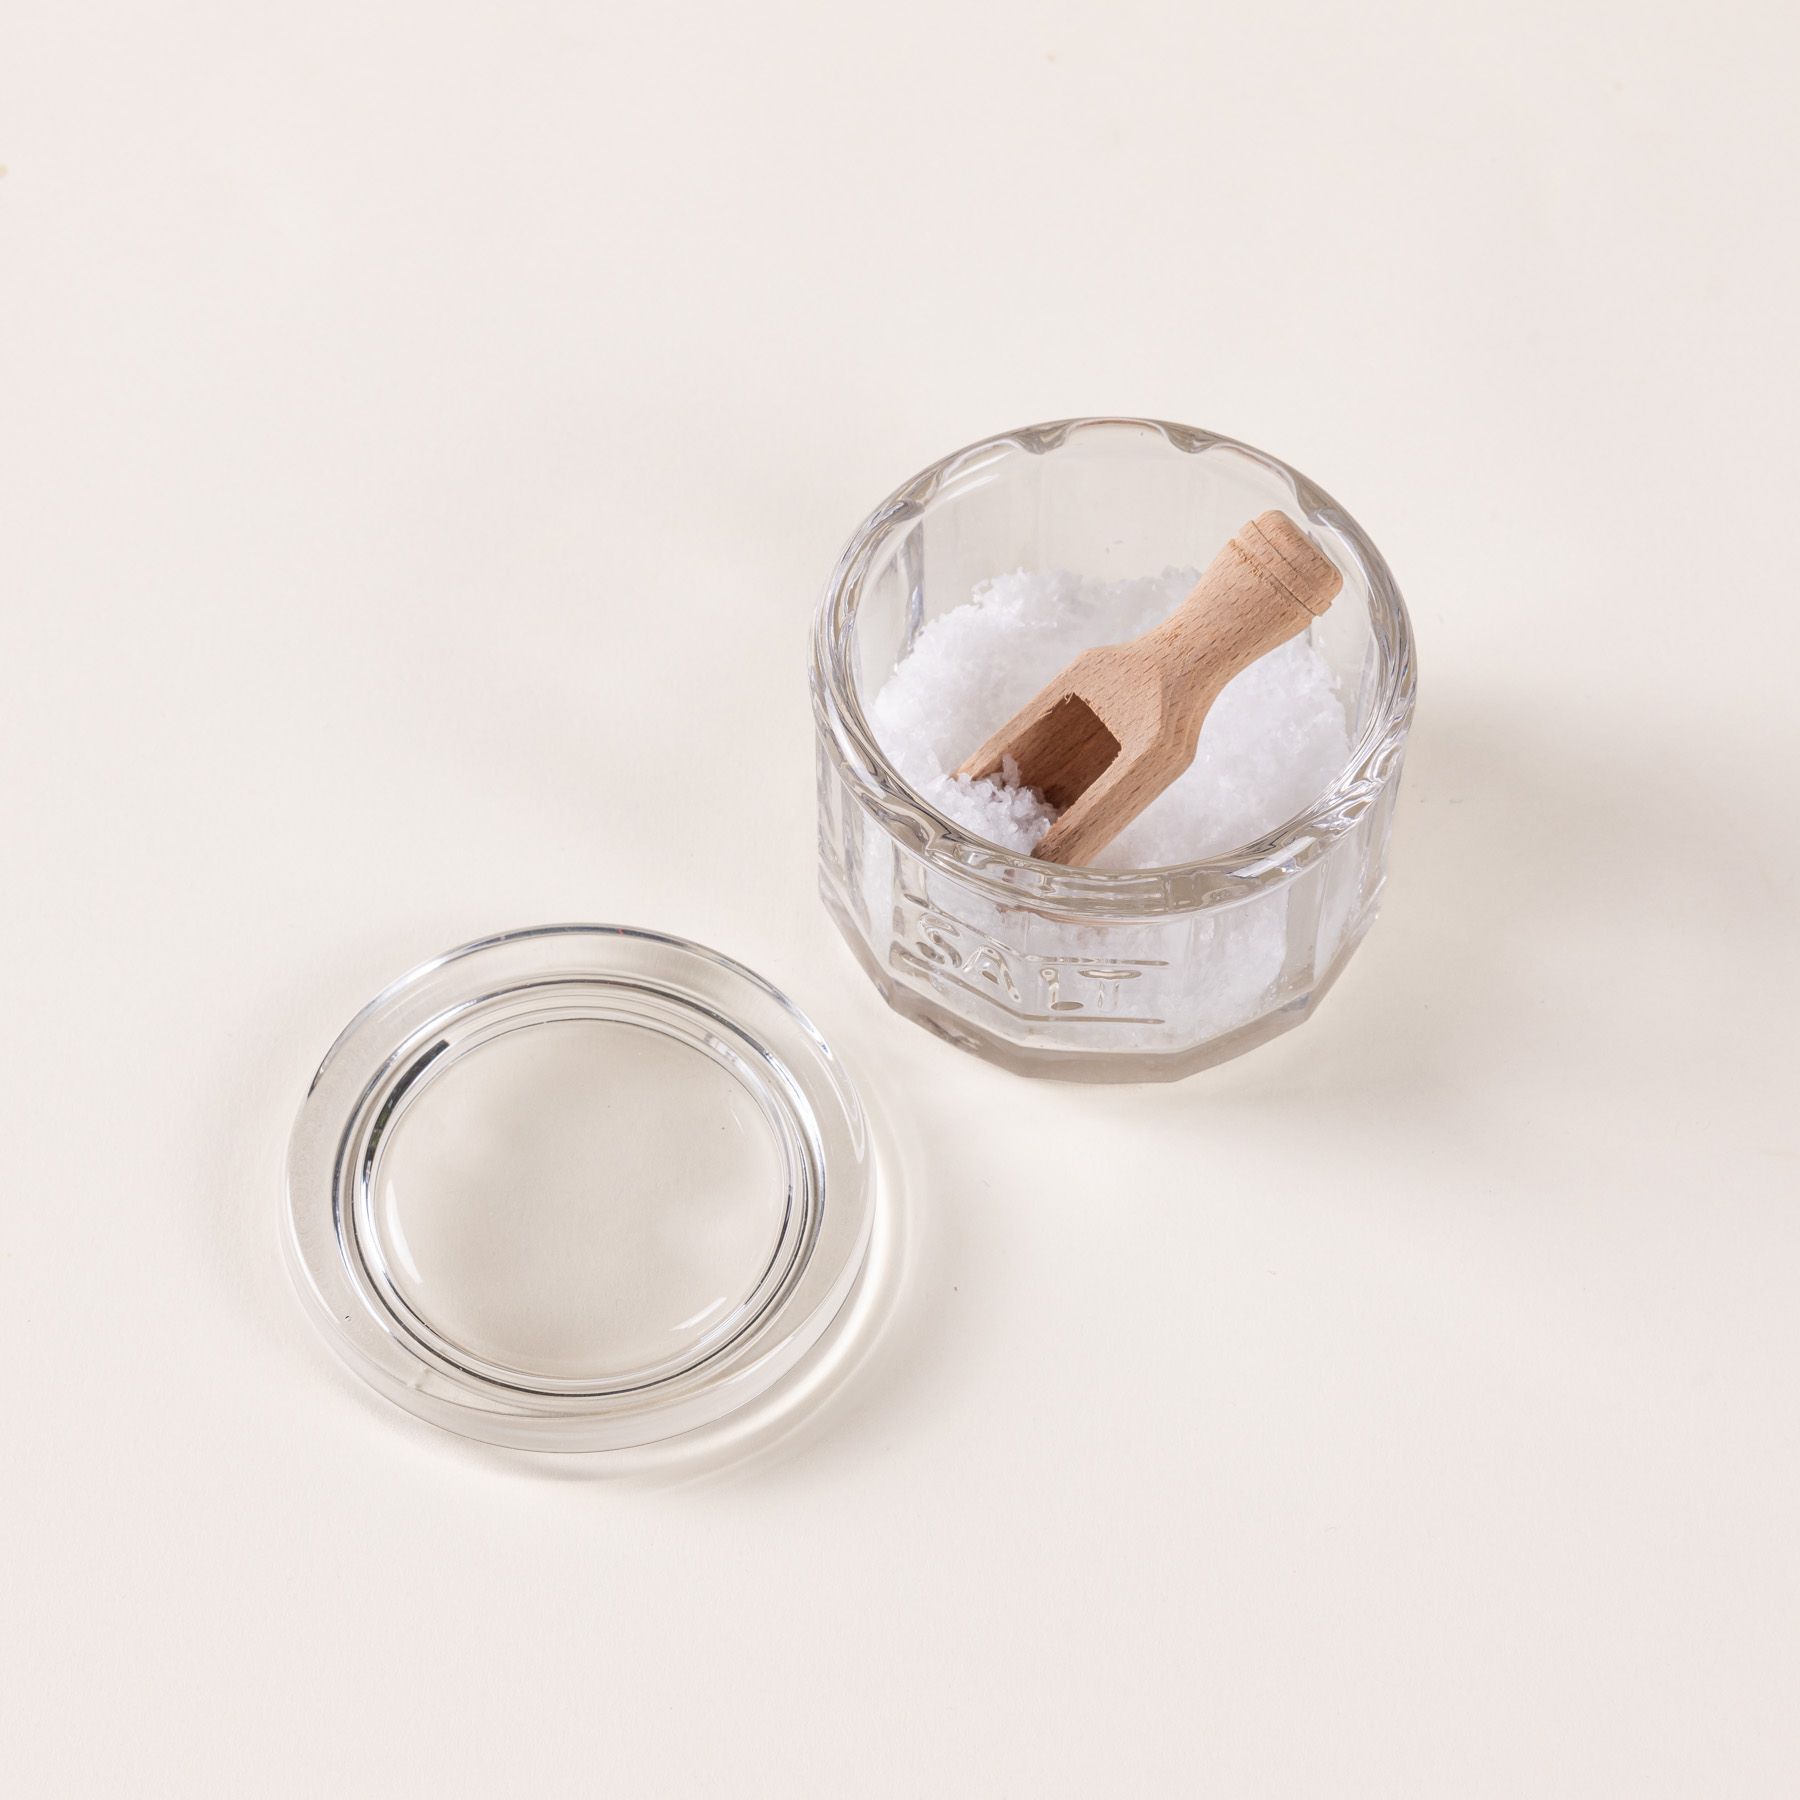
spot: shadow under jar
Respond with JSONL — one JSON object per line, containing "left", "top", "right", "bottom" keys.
{"left": 811, "top": 418, "right": 1416, "bottom": 1082}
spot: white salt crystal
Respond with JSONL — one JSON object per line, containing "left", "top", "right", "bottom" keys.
{"left": 868, "top": 567, "right": 1350, "bottom": 870}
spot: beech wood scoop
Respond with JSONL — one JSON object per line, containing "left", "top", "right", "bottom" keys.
{"left": 956, "top": 511, "right": 1342, "bottom": 867}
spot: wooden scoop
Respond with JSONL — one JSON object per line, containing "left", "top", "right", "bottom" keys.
{"left": 956, "top": 511, "right": 1342, "bottom": 866}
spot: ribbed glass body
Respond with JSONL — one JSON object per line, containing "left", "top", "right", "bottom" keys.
{"left": 811, "top": 419, "right": 1416, "bottom": 1082}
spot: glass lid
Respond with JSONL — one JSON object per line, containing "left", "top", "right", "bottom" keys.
{"left": 284, "top": 926, "right": 876, "bottom": 1451}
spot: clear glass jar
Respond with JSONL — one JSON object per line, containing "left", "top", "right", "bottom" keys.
{"left": 811, "top": 418, "right": 1416, "bottom": 1082}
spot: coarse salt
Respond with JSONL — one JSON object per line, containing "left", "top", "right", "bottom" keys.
{"left": 869, "top": 567, "right": 1350, "bottom": 869}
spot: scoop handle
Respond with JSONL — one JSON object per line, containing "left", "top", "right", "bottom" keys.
{"left": 1148, "top": 511, "right": 1342, "bottom": 710}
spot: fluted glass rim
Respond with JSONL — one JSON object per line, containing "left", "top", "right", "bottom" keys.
{"left": 810, "top": 416, "right": 1416, "bottom": 914}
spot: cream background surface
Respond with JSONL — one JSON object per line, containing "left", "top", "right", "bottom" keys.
{"left": 3, "top": 3, "right": 1797, "bottom": 1794}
